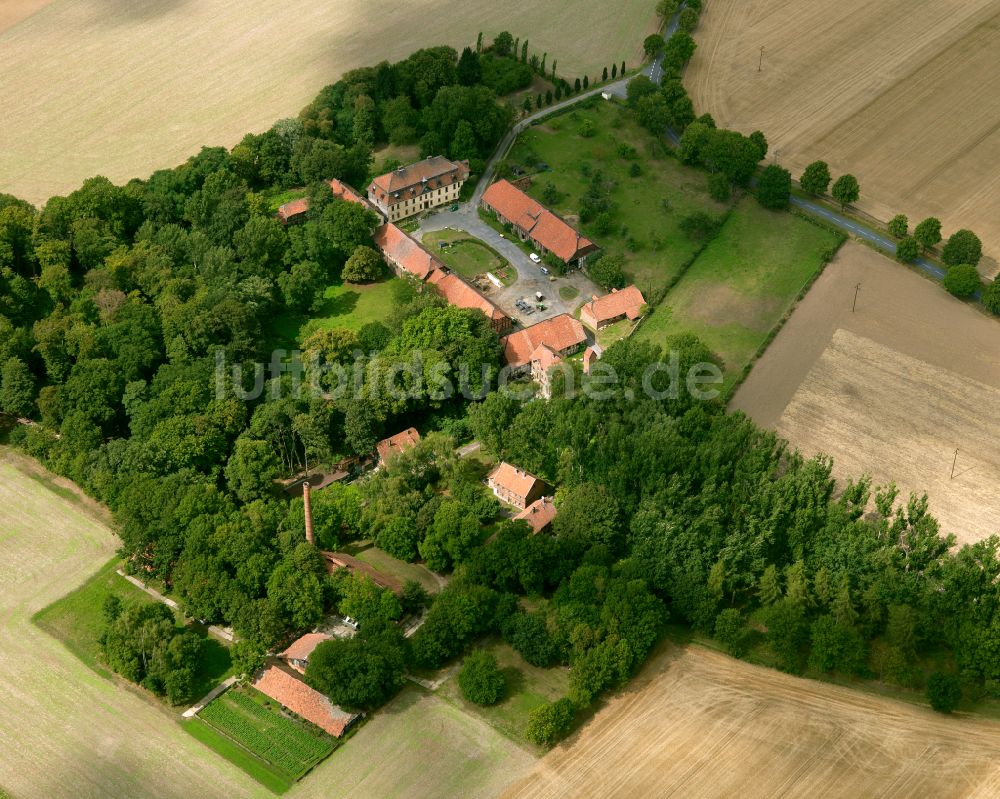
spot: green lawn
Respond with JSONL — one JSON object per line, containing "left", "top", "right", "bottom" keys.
{"left": 595, "top": 317, "right": 634, "bottom": 349}
{"left": 196, "top": 687, "right": 336, "bottom": 787}
{"left": 505, "top": 100, "right": 730, "bottom": 293}
{"left": 437, "top": 637, "right": 570, "bottom": 749}
{"left": 353, "top": 545, "right": 441, "bottom": 594}
{"left": 34, "top": 557, "right": 234, "bottom": 704}
{"left": 264, "top": 187, "right": 307, "bottom": 214}
{"left": 33, "top": 558, "right": 157, "bottom": 677}
{"left": 636, "top": 198, "right": 844, "bottom": 389}
{"left": 270, "top": 276, "right": 404, "bottom": 346}
{"left": 422, "top": 229, "right": 513, "bottom": 284}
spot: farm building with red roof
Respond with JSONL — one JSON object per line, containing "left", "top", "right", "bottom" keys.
{"left": 580, "top": 285, "right": 646, "bottom": 330}
{"left": 253, "top": 666, "right": 359, "bottom": 737}
{"left": 487, "top": 462, "right": 547, "bottom": 509}
{"left": 374, "top": 223, "right": 443, "bottom": 281}
{"left": 514, "top": 496, "right": 557, "bottom": 533}
{"left": 480, "top": 179, "right": 598, "bottom": 266}
{"left": 279, "top": 632, "right": 331, "bottom": 674}
{"left": 376, "top": 427, "right": 421, "bottom": 464}
{"left": 501, "top": 314, "right": 587, "bottom": 371}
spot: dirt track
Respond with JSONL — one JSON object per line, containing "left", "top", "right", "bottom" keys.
{"left": 503, "top": 643, "right": 1000, "bottom": 798}
{"left": 686, "top": 0, "right": 1000, "bottom": 270}
{"left": 0, "top": 449, "right": 271, "bottom": 799}
{"left": 732, "top": 243, "right": 1000, "bottom": 545}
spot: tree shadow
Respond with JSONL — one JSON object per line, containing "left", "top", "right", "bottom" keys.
{"left": 502, "top": 665, "right": 526, "bottom": 700}
{"left": 319, "top": 289, "right": 360, "bottom": 319}
{"left": 90, "top": 0, "right": 190, "bottom": 23}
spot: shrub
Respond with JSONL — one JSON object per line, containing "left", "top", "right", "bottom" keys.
{"left": 458, "top": 650, "right": 506, "bottom": 705}
{"left": 714, "top": 608, "right": 748, "bottom": 657}
{"left": 679, "top": 211, "right": 722, "bottom": 241}
{"left": 628, "top": 162, "right": 642, "bottom": 178}
{"left": 502, "top": 610, "right": 558, "bottom": 667}
{"left": 942, "top": 264, "right": 981, "bottom": 298}
{"left": 587, "top": 254, "right": 627, "bottom": 290}
{"left": 707, "top": 173, "right": 731, "bottom": 202}
{"left": 525, "top": 698, "right": 575, "bottom": 746}
{"left": 926, "top": 672, "right": 961, "bottom": 713}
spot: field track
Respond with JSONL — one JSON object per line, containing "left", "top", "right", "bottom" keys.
{"left": 502, "top": 642, "right": 1000, "bottom": 798}
{"left": 686, "top": 0, "right": 1000, "bottom": 272}
{"left": 0, "top": 0, "right": 656, "bottom": 206}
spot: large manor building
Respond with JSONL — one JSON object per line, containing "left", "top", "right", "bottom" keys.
{"left": 367, "top": 156, "right": 470, "bottom": 222}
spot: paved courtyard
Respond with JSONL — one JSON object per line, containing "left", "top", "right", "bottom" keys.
{"left": 414, "top": 206, "right": 601, "bottom": 329}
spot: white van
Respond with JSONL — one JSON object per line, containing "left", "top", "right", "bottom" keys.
{"left": 529, "top": 253, "right": 541, "bottom": 263}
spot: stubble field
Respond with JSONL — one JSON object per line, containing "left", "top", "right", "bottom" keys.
{"left": 0, "top": 0, "right": 656, "bottom": 206}
{"left": 686, "top": 0, "right": 1000, "bottom": 271}
{"left": 732, "top": 242, "right": 1000, "bottom": 546}
{"left": 503, "top": 643, "right": 1000, "bottom": 799}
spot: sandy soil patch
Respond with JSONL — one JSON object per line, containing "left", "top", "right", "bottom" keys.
{"left": 0, "top": 448, "right": 270, "bottom": 799}
{"left": 0, "top": 0, "right": 656, "bottom": 206}
{"left": 732, "top": 242, "right": 1000, "bottom": 544}
{"left": 686, "top": 0, "right": 1000, "bottom": 269}
{"left": 502, "top": 643, "right": 1000, "bottom": 799}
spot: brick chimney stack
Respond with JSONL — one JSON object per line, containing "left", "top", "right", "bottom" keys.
{"left": 303, "top": 481, "right": 315, "bottom": 546}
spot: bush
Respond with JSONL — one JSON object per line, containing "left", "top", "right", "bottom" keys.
{"left": 679, "top": 211, "right": 722, "bottom": 241}
{"left": 714, "top": 608, "right": 748, "bottom": 657}
{"left": 587, "top": 254, "right": 627, "bottom": 290}
{"left": 342, "top": 245, "right": 384, "bottom": 283}
{"left": 458, "top": 650, "right": 506, "bottom": 705}
{"left": 942, "top": 264, "right": 981, "bottom": 298}
{"left": 502, "top": 610, "right": 558, "bottom": 667}
{"left": 707, "top": 173, "right": 731, "bottom": 202}
{"left": 926, "top": 672, "right": 961, "bottom": 713}
{"left": 525, "top": 698, "right": 575, "bottom": 746}
{"left": 628, "top": 162, "right": 641, "bottom": 178}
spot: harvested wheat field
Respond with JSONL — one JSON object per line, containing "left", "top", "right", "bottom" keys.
{"left": 0, "top": 0, "right": 656, "bottom": 206}
{"left": 0, "top": 0, "right": 51, "bottom": 34}
{"left": 732, "top": 242, "right": 1000, "bottom": 545}
{"left": 0, "top": 448, "right": 271, "bottom": 799}
{"left": 687, "top": 0, "right": 1000, "bottom": 271}
{"left": 503, "top": 643, "right": 1000, "bottom": 799}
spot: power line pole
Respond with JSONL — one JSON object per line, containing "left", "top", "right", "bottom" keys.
{"left": 951, "top": 448, "right": 959, "bottom": 479}
{"left": 758, "top": 46, "right": 765, "bottom": 72}
{"left": 852, "top": 282, "right": 861, "bottom": 312}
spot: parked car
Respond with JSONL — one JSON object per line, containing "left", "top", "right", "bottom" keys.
{"left": 540, "top": 266, "right": 550, "bottom": 275}
{"left": 343, "top": 616, "right": 360, "bottom": 630}
{"left": 529, "top": 253, "right": 541, "bottom": 263}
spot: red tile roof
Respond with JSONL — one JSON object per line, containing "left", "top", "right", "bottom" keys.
{"left": 370, "top": 156, "right": 470, "bottom": 203}
{"left": 488, "top": 462, "right": 543, "bottom": 501}
{"left": 376, "top": 427, "right": 421, "bottom": 463}
{"left": 253, "top": 667, "right": 358, "bottom": 737}
{"left": 374, "top": 223, "right": 443, "bottom": 280}
{"left": 580, "top": 285, "right": 646, "bottom": 328}
{"left": 480, "top": 180, "right": 596, "bottom": 262}
{"left": 328, "top": 178, "right": 379, "bottom": 215}
{"left": 277, "top": 198, "right": 309, "bottom": 222}
{"left": 501, "top": 314, "right": 587, "bottom": 369}
{"left": 514, "top": 496, "right": 557, "bottom": 533}
{"left": 435, "top": 272, "right": 508, "bottom": 324}
{"left": 280, "top": 633, "right": 331, "bottom": 663}
{"left": 530, "top": 343, "right": 562, "bottom": 371}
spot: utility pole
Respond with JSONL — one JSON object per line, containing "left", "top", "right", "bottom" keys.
{"left": 758, "top": 46, "right": 765, "bottom": 72}
{"left": 951, "top": 448, "right": 959, "bottom": 479}
{"left": 852, "top": 282, "right": 861, "bottom": 312}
